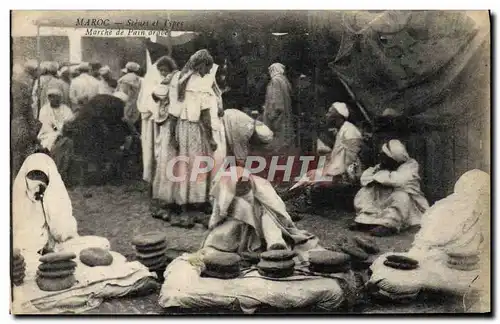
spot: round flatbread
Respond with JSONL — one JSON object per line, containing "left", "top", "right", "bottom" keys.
{"left": 376, "top": 288, "right": 419, "bottom": 301}
{"left": 260, "top": 250, "right": 297, "bottom": 262}
{"left": 383, "top": 260, "right": 418, "bottom": 270}
{"left": 140, "top": 255, "right": 167, "bottom": 268}
{"left": 39, "top": 252, "right": 77, "bottom": 263}
{"left": 132, "top": 232, "right": 166, "bottom": 247}
{"left": 12, "top": 257, "right": 25, "bottom": 266}
{"left": 13, "top": 248, "right": 21, "bottom": 258}
{"left": 386, "top": 255, "right": 419, "bottom": 266}
{"left": 340, "top": 245, "right": 369, "bottom": 261}
{"left": 447, "top": 262, "right": 480, "bottom": 271}
{"left": 309, "top": 263, "right": 350, "bottom": 274}
{"left": 240, "top": 252, "right": 260, "bottom": 263}
{"left": 257, "top": 267, "right": 294, "bottom": 278}
{"left": 377, "top": 279, "right": 420, "bottom": 295}
{"left": 38, "top": 260, "right": 77, "bottom": 272}
{"left": 446, "top": 250, "right": 480, "bottom": 259}
{"left": 257, "top": 259, "right": 295, "bottom": 271}
{"left": 12, "top": 273, "right": 26, "bottom": 282}
{"left": 37, "top": 269, "right": 75, "bottom": 279}
{"left": 80, "top": 248, "right": 113, "bottom": 267}
{"left": 354, "top": 236, "right": 380, "bottom": 254}
{"left": 13, "top": 279, "right": 24, "bottom": 286}
{"left": 135, "top": 248, "right": 166, "bottom": 260}
{"left": 309, "top": 250, "right": 351, "bottom": 266}
{"left": 202, "top": 268, "right": 240, "bottom": 279}
{"left": 135, "top": 242, "right": 168, "bottom": 253}
{"left": 12, "top": 261, "right": 26, "bottom": 271}
{"left": 36, "top": 275, "right": 76, "bottom": 292}
{"left": 203, "top": 252, "right": 241, "bottom": 267}
{"left": 447, "top": 255, "right": 480, "bottom": 266}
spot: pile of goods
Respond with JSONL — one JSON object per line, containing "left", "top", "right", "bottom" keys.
{"left": 338, "top": 235, "right": 380, "bottom": 270}
{"left": 239, "top": 251, "right": 260, "bottom": 268}
{"left": 308, "top": 250, "right": 351, "bottom": 274}
{"left": 132, "top": 232, "right": 168, "bottom": 275}
{"left": 36, "top": 252, "right": 77, "bottom": 291}
{"left": 12, "top": 248, "right": 26, "bottom": 286}
{"left": 372, "top": 279, "right": 420, "bottom": 303}
{"left": 446, "top": 251, "right": 480, "bottom": 271}
{"left": 80, "top": 247, "right": 113, "bottom": 267}
{"left": 383, "top": 255, "right": 419, "bottom": 270}
{"left": 202, "top": 252, "right": 242, "bottom": 279}
{"left": 257, "top": 250, "right": 297, "bottom": 278}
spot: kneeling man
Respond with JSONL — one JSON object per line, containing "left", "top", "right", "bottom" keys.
{"left": 352, "top": 139, "right": 429, "bottom": 236}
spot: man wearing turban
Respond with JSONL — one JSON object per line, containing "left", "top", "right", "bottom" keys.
{"left": 32, "top": 61, "right": 70, "bottom": 118}
{"left": 352, "top": 139, "right": 429, "bottom": 236}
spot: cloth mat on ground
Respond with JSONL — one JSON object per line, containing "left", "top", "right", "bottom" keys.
{"left": 368, "top": 252, "right": 481, "bottom": 298}
{"left": 158, "top": 253, "right": 359, "bottom": 313}
{"left": 12, "top": 251, "right": 156, "bottom": 314}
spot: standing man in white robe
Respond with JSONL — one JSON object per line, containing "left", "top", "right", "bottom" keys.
{"left": 353, "top": 139, "right": 429, "bottom": 236}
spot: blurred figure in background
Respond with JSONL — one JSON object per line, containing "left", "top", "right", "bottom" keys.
{"left": 117, "top": 62, "right": 142, "bottom": 130}
{"left": 263, "top": 62, "right": 294, "bottom": 154}
{"left": 98, "top": 65, "right": 117, "bottom": 95}
{"left": 58, "top": 66, "right": 71, "bottom": 86}
{"left": 90, "top": 62, "right": 102, "bottom": 80}
{"left": 69, "top": 62, "right": 100, "bottom": 114}
{"left": 12, "top": 62, "right": 43, "bottom": 179}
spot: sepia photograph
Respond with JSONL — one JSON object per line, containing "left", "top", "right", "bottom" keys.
{"left": 10, "top": 9, "right": 491, "bottom": 315}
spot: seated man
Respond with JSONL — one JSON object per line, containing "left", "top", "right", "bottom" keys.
{"left": 288, "top": 102, "right": 364, "bottom": 209}
{"left": 37, "top": 88, "right": 74, "bottom": 152}
{"left": 202, "top": 166, "right": 319, "bottom": 256}
{"left": 352, "top": 139, "right": 429, "bottom": 236}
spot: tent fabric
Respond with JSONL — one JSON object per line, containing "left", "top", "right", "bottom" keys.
{"left": 330, "top": 11, "right": 488, "bottom": 124}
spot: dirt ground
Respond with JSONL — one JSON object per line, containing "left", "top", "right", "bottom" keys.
{"left": 70, "top": 180, "right": 467, "bottom": 314}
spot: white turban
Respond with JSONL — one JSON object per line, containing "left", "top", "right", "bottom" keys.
{"left": 47, "top": 87, "right": 63, "bottom": 97}
{"left": 99, "top": 65, "right": 111, "bottom": 76}
{"left": 332, "top": 102, "right": 349, "bottom": 119}
{"left": 381, "top": 139, "right": 410, "bottom": 163}
{"left": 268, "top": 63, "right": 285, "bottom": 78}
{"left": 125, "top": 62, "right": 140, "bottom": 73}
{"left": 113, "top": 91, "right": 129, "bottom": 103}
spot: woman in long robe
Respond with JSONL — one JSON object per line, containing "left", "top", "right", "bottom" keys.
{"left": 138, "top": 55, "right": 177, "bottom": 184}
{"left": 262, "top": 62, "right": 295, "bottom": 154}
{"left": 150, "top": 79, "right": 181, "bottom": 221}
{"left": 167, "top": 49, "right": 218, "bottom": 228}
{"left": 353, "top": 139, "right": 429, "bottom": 236}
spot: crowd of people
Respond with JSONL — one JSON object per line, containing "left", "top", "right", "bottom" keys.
{"left": 12, "top": 48, "right": 435, "bottom": 236}
{"left": 11, "top": 45, "right": 489, "bottom": 313}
